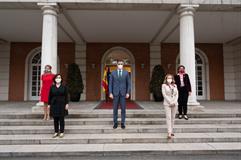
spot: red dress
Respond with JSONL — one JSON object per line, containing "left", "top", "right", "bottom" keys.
{"left": 40, "top": 73, "right": 55, "bottom": 103}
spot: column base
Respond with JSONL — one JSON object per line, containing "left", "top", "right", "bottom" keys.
{"left": 187, "top": 101, "right": 204, "bottom": 112}
{"left": 188, "top": 101, "right": 200, "bottom": 106}
{"left": 32, "top": 102, "right": 44, "bottom": 113}
{"left": 188, "top": 105, "right": 205, "bottom": 112}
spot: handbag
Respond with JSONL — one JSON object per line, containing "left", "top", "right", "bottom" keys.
{"left": 64, "top": 109, "right": 68, "bottom": 116}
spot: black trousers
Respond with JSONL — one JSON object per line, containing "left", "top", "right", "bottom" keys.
{"left": 178, "top": 87, "right": 189, "bottom": 115}
{"left": 53, "top": 116, "right": 65, "bottom": 133}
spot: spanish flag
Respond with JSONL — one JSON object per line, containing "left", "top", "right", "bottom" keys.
{"left": 102, "top": 66, "right": 110, "bottom": 93}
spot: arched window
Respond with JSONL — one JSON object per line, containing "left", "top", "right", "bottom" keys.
{"left": 30, "top": 52, "right": 41, "bottom": 100}
{"left": 25, "top": 47, "right": 60, "bottom": 100}
{"left": 195, "top": 54, "right": 205, "bottom": 98}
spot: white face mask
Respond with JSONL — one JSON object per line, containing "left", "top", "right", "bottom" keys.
{"left": 45, "top": 68, "right": 50, "bottom": 73}
{"left": 117, "top": 64, "right": 123, "bottom": 70}
{"left": 167, "top": 78, "right": 172, "bottom": 84}
{"left": 55, "top": 78, "right": 62, "bottom": 84}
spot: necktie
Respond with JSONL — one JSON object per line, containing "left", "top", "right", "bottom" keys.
{"left": 118, "top": 70, "right": 122, "bottom": 78}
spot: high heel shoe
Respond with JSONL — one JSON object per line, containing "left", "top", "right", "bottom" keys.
{"left": 59, "top": 133, "right": 64, "bottom": 138}
{"left": 167, "top": 133, "right": 172, "bottom": 139}
{"left": 52, "top": 133, "right": 58, "bottom": 138}
{"left": 178, "top": 114, "right": 183, "bottom": 119}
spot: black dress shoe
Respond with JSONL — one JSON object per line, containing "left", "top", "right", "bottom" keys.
{"left": 113, "top": 123, "right": 118, "bottom": 129}
{"left": 121, "top": 123, "right": 125, "bottom": 129}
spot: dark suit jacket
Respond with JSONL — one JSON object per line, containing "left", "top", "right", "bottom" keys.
{"left": 109, "top": 70, "right": 131, "bottom": 97}
{"left": 174, "top": 74, "right": 192, "bottom": 92}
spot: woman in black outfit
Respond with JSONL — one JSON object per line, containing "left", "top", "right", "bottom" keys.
{"left": 174, "top": 65, "right": 191, "bottom": 120}
{"left": 48, "top": 74, "right": 69, "bottom": 138}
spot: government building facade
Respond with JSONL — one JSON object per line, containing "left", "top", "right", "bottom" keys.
{"left": 0, "top": 0, "right": 240, "bottom": 103}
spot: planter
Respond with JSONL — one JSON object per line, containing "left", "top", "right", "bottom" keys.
{"left": 67, "top": 63, "right": 84, "bottom": 102}
{"left": 153, "top": 94, "right": 163, "bottom": 102}
{"left": 149, "top": 65, "right": 165, "bottom": 102}
{"left": 70, "top": 93, "right": 81, "bottom": 102}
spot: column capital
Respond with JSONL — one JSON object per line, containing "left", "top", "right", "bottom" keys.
{"left": 177, "top": 4, "right": 199, "bottom": 18}
{"left": 38, "top": 3, "right": 59, "bottom": 16}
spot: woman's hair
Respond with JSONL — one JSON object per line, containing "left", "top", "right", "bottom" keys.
{"left": 163, "top": 74, "right": 175, "bottom": 85}
{"left": 53, "top": 74, "right": 63, "bottom": 84}
{"left": 177, "top": 65, "right": 185, "bottom": 72}
{"left": 45, "top": 65, "right": 52, "bottom": 69}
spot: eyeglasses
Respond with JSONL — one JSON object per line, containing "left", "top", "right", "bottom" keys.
{"left": 117, "top": 63, "right": 124, "bottom": 65}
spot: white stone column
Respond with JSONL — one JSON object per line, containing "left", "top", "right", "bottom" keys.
{"left": 0, "top": 43, "right": 10, "bottom": 101}
{"left": 178, "top": 4, "right": 200, "bottom": 106}
{"left": 33, "top": 3, "right": 59, "bottom": 111}
{"left": 223, "top": 40, "right": 241, "bottom": 100}
{"left": 39, "top": 3, "right": 58, "bottom": 74}
{"left": 75, "top": 43, "right": 87, "bottom": 101}
{"left": 150, "top": 43, "right": 161, "bottom": 100}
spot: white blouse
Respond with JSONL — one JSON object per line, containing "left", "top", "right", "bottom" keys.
{"left": 180, "top": 74, "right": 185, "bottom": 87}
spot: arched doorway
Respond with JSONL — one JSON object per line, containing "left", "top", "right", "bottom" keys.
{"left": 101, "top": 47, "right": 135, "bottom": 100}
{"left": 24, "top": 47, "right": 60, "bottom": 101}
{"left": 176, "top": 48, "right": 209, "bottom": 100}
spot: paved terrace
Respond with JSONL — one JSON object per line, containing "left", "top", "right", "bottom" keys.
{"left": 0, "top": 101, "right": 240, "bottom": 114}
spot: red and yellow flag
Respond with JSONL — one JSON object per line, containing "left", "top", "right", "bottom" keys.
{"left": 101, "top": 67, "right": 109, "bottom": 93}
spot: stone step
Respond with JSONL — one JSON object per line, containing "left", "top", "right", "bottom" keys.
{"left": 0, "top": 133, "right": 240, "bottom": 145}
{"left": 1, "top": 124, "right": 241, "bottom": 135}
{"left": 0, "top": 142, "right": 240, "bottom": 157}
{"left": 0, "top": 117, "right": 241, "bottom": 126}
{"left": 0, "top": 112, "right": 240, "bottom": 119}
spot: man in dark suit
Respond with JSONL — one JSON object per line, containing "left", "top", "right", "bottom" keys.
{"left": 109, "top": 59, "right": 131, "bottom": 129}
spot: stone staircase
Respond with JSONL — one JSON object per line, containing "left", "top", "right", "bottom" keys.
{"left": 0, "top": 110, "right": 241, "bottom": 158}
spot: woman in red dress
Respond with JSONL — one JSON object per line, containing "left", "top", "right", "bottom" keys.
{"left": 40, "top": 65, "right": 55, "bottom": 120}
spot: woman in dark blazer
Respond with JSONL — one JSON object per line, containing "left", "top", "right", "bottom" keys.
{"left": 48, "top": 74, "right": 69, "bottom": 138}
{"left": 174, "top": 65, "right": 191, "bottom": 120}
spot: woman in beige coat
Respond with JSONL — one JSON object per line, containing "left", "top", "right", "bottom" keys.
{"left": 162, "top": 74, "right": 179, "bottom": 139}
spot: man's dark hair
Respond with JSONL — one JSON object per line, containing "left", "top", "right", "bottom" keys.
{"left": 117, "top": 59, "right": 124, "bottom": 64}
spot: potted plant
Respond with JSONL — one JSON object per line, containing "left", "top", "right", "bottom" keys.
{"left": 67, "top": 63, "right": 84, "bottom": 102}
{"left": 149, "top": 65, "right": 165, "bottom": 101}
